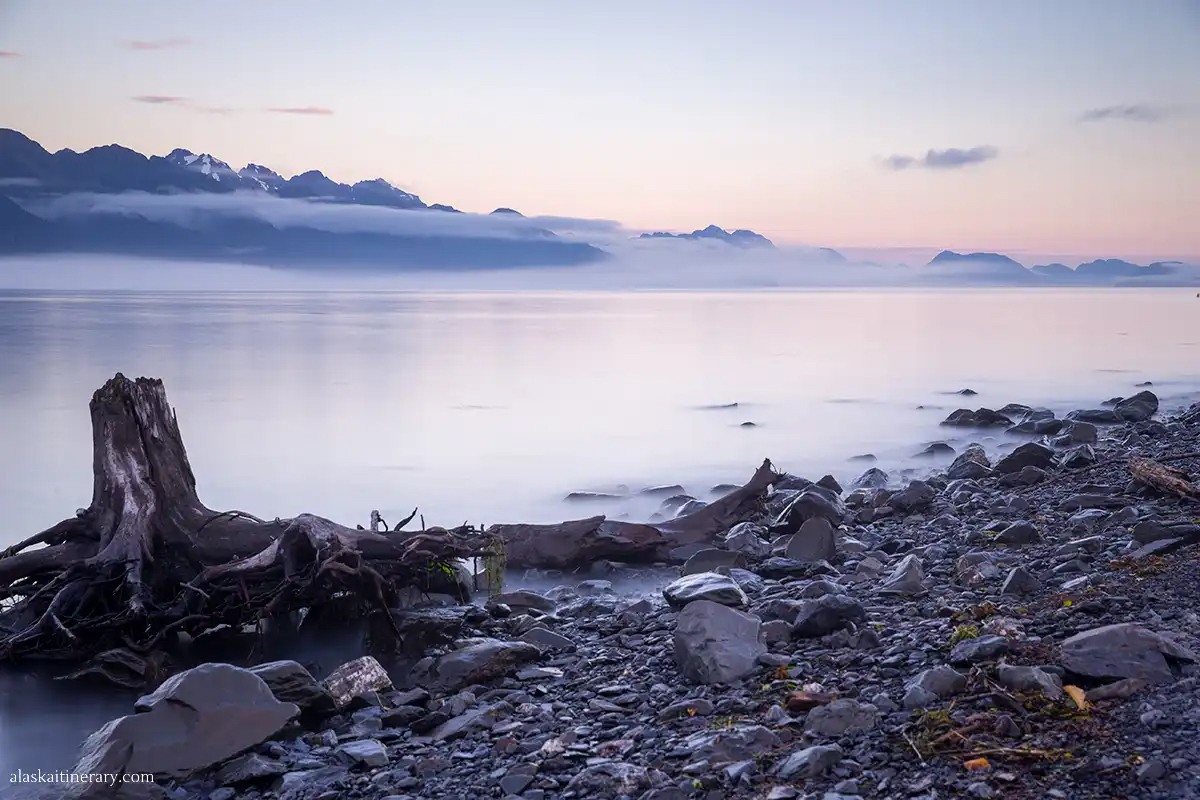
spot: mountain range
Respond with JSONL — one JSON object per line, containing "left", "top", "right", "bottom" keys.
{"left": 923, "top": 250, "right": 1186, "bottom": 285}
{"left": 639, "top": 225, "right": 775, "bottom": 248}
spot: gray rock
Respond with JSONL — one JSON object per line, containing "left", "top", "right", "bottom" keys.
{"left": 215, "top": 753, "right": 288, "bottom": 785}
{"left": 941, "top": 408, "right": 1013, "bottom": 428}
{"left": 681, "top": 548, "right": 749, "bottom": 576}
{"left": 564, "top": 762, "right": 664, "bottom": 795}
{"left": 947, "top": 444, "right": 992, "bottom": 480}
{"left": 997, "top": 664, "right": 1063, "bottom": 699}
{"left": 891, "top": 480, "right": 935, "bottom": 512}
{"left": 724, "top": 526, "right": 773, "bottom": 558}
{"left": 73, "top": 663, "right": 298, "bottom": 779}
{"left": 321, "top": 656, "right": 393, "bottom": 709}
{"left": 792, "top": 594, "right": 867, "bottom": 638}
{"left": 775, "top": 744, "right": 843, "bottom": 779}
{"left": 273, "top": 766, "right": 350, "bottom": 800}
{"left": 673, "top": 600, "right": 766, "bottom": 684}
{"left": 785, "top": 517, "right": 837, "bottom": 562}
{"left": 995, "top": 521, "right": 1041, "bottom": 547}
{"left": 518, "top": 627, "right": 576, "bottom": 651}
{"left": 803, "top": 699, "right": 878, "bottom": 737}
{"left": 1001, "top": 566, "right": 1040, "bottom": 595}
{"left": 249, "top": 660, "right": 336, "bottom": 717}
{"left": 849, "top": 468, "right": 889, "bottom": 491}
{"left": 877, "top": 554, "right": 926, "bottom": 596}
{"left": 664, "top": 572, "right": 749, "bottom": 609}
{"left": 420, "top": 638, "right": 542, "bottom": 691}
{"left": 761, "top": 619, "right": 792, "bottom": 644}
{"left": 1061, "top": 623, "right": 1196, "bottom": 684}
{"left": 336, "top": 738, "right": 389, "bottom": 768}
{"left": 950, "top": 635, "right": 1010, "bottom": 664}
{"left": 429, "top": 703, "right": 502, "bottom": 741}
{"left": 994, "top": 442, "right": 1055, "bottom": 474}
{"left": 493, "top": 589, "right": 558, "bottom": 611}
{"left": 906, "top": 665, "right": 967, "bottom": 699}
{"left": 1114, "top": 390, "right": 1158, "bottom": 422}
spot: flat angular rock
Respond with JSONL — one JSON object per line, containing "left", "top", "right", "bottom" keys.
{"left": 890, "top": 480, "right": 935, "bottom": 512}
{"left": 674, "top": 600, "right": 766, "bottom": 684}
{"left": 785, "top": 517, "right": 837, "bottom": 562}
{"left": 681, "top": 548, "right": 749, "bottom": 576}
{"left": 1114, "top": 390, "right": 1158, "bottom": 422}
{"left": 792, "top": 594, "right": 866, "bottom": 638}
{"left": 947, "top": 445, "right": 992, "bottom": 480}
{"left": 75, "top": 663, "right": 298, "bottom": 779}
{"left": 803, "top": 699, "right": 877, "bottom": 737}
{"left": 995, "top": 442, "right": 1055, "bottom": 474}
{"left": 1061, "top": 623, "right": 1195, "bottom": 684}
{"left": 1001, "top": 566, "right": 1040, "bottom": 595}
{"left": 518, "top": 627, "right": 576, "bottom": 651}
{"left": 877, "top": 553, "right": 926, "bottom": 596}
{"left": 950, "top": 635, "right": 1010, "bottom": 664}
{"left": 493, "top": 590, "right": 557, "bottom": 611}
{"left": 906, "top": 665, "right": 967, "bottom": 699}
{"left": 420, "top": 639, "right": 542, "bottom": 691}
{"left": 336, "top": 738, "right": 389, "bottom": 767}
{"left": 997, "top": 664, "right": 1062, "bottom": 699}
{"left": 724, "top": 525, "right": 773, "bottom": 557}
{"left": 321, "top": 656, "right": 393, "bottom": 709}
{"left": 775, "top": 744, "right": 843, "bottom": 779}
{"left": 216, "top": 752, "right": 288, "bottom": 785}
{"left": 995, "top": 520, "right": 1041, "bottom": 547}
{"left": 664, "top": 571, "right": 749, "bottom": 609}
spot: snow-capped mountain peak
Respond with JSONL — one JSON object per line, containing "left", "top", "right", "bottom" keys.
{"left": 164, "top": 149, "right": 238, "bottom": 183}
{"left": 238, "top": 163, "right": 285, "bottom": 191}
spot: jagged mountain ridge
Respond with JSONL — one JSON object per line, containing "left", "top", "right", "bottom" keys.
{"left": 0, "top": 128, "right": 452, "bottom": 211}
{"left": 638, "top": 224, "right": 775, "bottom": 248}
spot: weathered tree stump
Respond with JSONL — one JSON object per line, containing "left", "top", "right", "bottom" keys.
{"left": 0, "top": 374, "right": 488, "bottom": 675}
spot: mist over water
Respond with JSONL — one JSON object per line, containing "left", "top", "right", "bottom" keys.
{"left": 1, "top": 284, "right": 1199, "bottom": 779}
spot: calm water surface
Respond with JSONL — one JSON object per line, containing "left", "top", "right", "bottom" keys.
{"left": 1, "top": 287, "right": 1199, "bottom": 780}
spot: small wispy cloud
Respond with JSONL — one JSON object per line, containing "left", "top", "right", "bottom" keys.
{"left": 1077, "top": 104, "right": 1174, "bottom": 123}
{"left": 883, "top": 146, "right": 999, "bottom": 171}
{"left": 0, "top": 51, "right": 20, "bottom": 58}
{"left": 267, "top": 106, "right": 334, "bottom": 116}
{"left": 132, "top": 95, "right": 187, "bottom": 105}
{"left": 125, "top": 37, "right": 191, "bottom": 51}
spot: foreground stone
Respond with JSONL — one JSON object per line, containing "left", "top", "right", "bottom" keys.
{"left": 663, "top": 571, "right": 749, "bottom": 609}
{"left": 320, "top": 655, "right": 393, "bottom": 709}
{"left": 74, "top": 663, "right": 298, "bottom": 780}
{"left": 674, "top": 599, "right": 766, "bottom": 684}
{"left": 1061, "top": 623, "right": 1196, "bottom": 684}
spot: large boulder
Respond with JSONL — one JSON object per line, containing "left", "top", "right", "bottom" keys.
{"left": 249, "top": 660, "right": 336, "bottom": 717}
{"left": 418, "top": 638, "right": 542, "bottom": 691}
{"left": 792, "top": 594, "right": 866, "bottom": 638}
{"left": 994, "top": 442, "right": 1055, "bottom": 474}
{"left": 772, "top": 486, "right": 846, "bottom": 535}
{"left": 664, "top": 572, "right": 749, "bottom": 609}
{"left": 673, "top": 600, "right": 766, "bottom": 684}
{"left": 877, "top": 554, "right": 927, "bottom": 596}
{"left": 947, "top": 444, "right": 992, "bottom": 480}
{"left": 941, "top": 408, "right": 1013, "bottom": 428}
{"left": 1114, "top": 390, "right": 1158, "bottom": 422}
{"left": 784, "top": 517, "right": 837, "bottom": 562}
{"left": 73, "top": 663, "right": 298, "bottom": 780}
{"left": 1061, "top": 623, "right": 1195, "bottom": 684}
{"left": 321, "top": 656, "right": 393, "bottom": 709}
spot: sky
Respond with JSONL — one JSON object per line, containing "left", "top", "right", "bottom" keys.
{"left": 1, "top": 0, "right": 1198, "bottom": 260}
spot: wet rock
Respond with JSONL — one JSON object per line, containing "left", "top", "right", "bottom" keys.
{"left": 785, "top": 517, "right": 837, "bottom": 562}
{"left": 249, "top": 660, "right": 337, "bottom": 718}
{"left": 772, "top": 486, "right": 846, "bottom": 534}
{"left": 1059, "top": 444, "right": 1097, "bottom": 468}
{"left": 849, "top": 467, "right": 889, "bottom": 491}
{"left": 1061, "top": 623, "right": 1196, "bottom": 684}
{"left": 942, "top": 408, "right": 1013, "bottom": 428}
{"left": 950, "top": 635, "right": 1010, "bottom": 665}
{"left": 994, "top": 442, "right": 1055, "bottom": 474}
{"left": 725, "top": 524, "right": 773, "bottom": 557}
{"left": 664, "top": 572, "right": 749, "bottom": 609}
{"left": 681, "top": 548, "right": 749, "bottom": 575}
{"left": 906, "top": 666, "right": 967, "bottom": 701}
{"left": 321, "top": 656, "right": 393, "bottom": 709}
{"left": 995, "top": 520, "right": 1041, "bottom": 547}
{"left": 336, "top": 738, "right": 389, "bottom": 768}
{"left": 775, "top": 744, "right": 843, "bottom": 779}
{"left": 1114, "top": 390, "right": 1159, "bottom": 422}
{"left": 564, "top": 762, "right": 665, "bottom": 795}
{"left": 74, "top": 663, "right": 299, "bottom": 779}
{"left": 1001, "top": 566, "right": 1040, "bottom": 595}
{"left": 947, "top": 445, "right": 992, "bottom": 480}
{"left": 792, "top": 595, "right": 867, "bottom": 638}
{"left": 877, "top": 553, "right": 927, "bottom": 596}
{"left": 1068, "top": 407, "right": 1121, "bottom": 424}
{"left": 915, "top": 442, "right": 956, "bottom": 458}
{"left": 997, "top": 664, "right": 1063, "bottom": 699}
{"left": 215, "top": 752, "right": 288, "bottom": 785}
{"left": 891, "top": 480, "right": 936, "bottom": 512}
{"left": 419, "top": 638, "right": 542, "bottom": 691}
{"left": 803, "top": 699, "right": 878, "bottom": 737}
{"left": 493, "top": 590, "right": 557, "bottom": 612}
{"left": 673, "top": 600, "right": 766, "bottom": 684}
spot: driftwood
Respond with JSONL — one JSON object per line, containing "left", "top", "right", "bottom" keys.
{"left": 0, "top": 374, "right": 492, "bottom": 670}
{"left": 1129, "top": 456, "right": 1200, "bottom": 501}
{"left": 490, "top": 458, "right": 781, "bottom": 569}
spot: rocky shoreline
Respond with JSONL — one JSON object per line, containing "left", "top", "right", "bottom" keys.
{"left": 24, "top": 389, "right": 1200, "bottom": 800}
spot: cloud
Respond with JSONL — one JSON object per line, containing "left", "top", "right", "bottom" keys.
{"left": 1077, "top": 104, "right": 1174, "bottom": 123}
{"left": 267, "top": 106, "right": 334, "bottom": 116}
{"left": 883, "top": 146, "right": 999, "bottom": 171}
{"left": 125, "top": 37, "right": 190, "bottom": 51}
{"left": 132, "top": 95, "right": 187, "bottom": 105}
{"left": 0, "top": 51, "right": 20, "bottom": 58}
